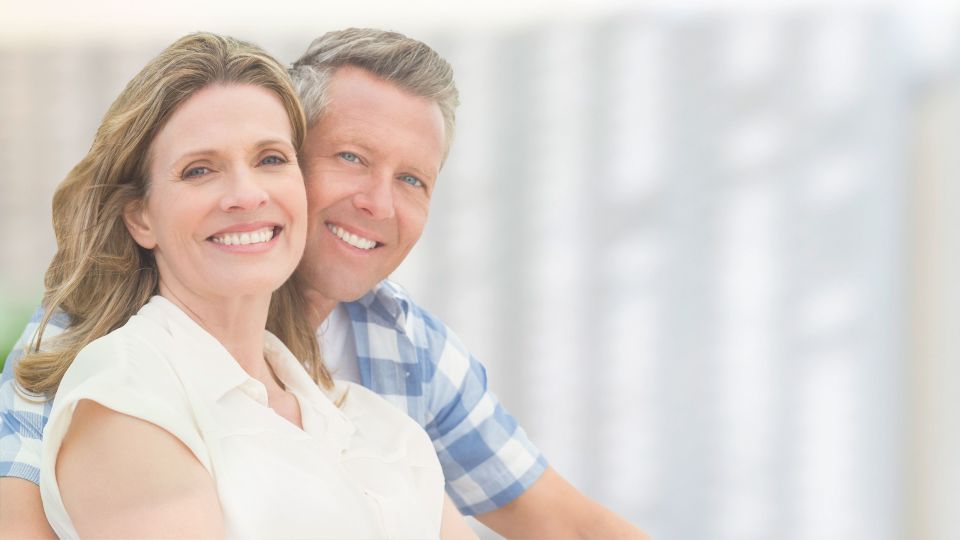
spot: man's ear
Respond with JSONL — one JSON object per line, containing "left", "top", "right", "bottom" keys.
{"left": 123, "top": 199, "right": 157, "bottom": 250}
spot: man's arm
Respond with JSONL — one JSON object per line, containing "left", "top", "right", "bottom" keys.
{"left": 392, "top": 294, "right": 647, "bottom": 538}
{"left": 0, "top": 478, "right": 56, "bottom": 539}
{"left": 476, "top": 466, "right": 649, "bottom": 540}
{"left": 0, "top": 309, "right": 58, "bottom": 538}
{"left": 441, "top": 493, "right": 479, "bottom": 540}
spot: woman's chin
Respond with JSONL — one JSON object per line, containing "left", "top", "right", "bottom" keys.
{"left": 202, "top": 275, "right": 293, "bottom": 299}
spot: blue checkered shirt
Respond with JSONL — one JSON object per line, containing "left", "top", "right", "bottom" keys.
{"left": 0, "top": 280, "right": 547, "bottom": 515}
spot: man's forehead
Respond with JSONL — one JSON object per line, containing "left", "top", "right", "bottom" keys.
{"left": 308, "top": 126, "right": 374, "bottom": 153}
{"left": 304, "top": 120, "right": 377, "bottom": 151}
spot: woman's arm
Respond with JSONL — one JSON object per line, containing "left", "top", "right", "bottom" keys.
{"left": 440, "top": 493, "right": 478, "bottom": 540}
{"left": 56, "top": 400, "right": 224, "bottom": 539}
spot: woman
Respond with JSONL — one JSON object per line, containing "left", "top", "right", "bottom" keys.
{"left": 16, "top": 32, "right": 472, "bottom": 538}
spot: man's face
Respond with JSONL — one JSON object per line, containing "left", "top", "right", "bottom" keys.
{"left": 298, "top": 66, "right": 446, "bottom": 304}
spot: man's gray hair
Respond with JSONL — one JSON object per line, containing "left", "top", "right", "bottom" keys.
{"left": 289, "top": 28, "right": 460, "bottom": 160}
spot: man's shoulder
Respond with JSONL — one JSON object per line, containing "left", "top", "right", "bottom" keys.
{"left": 346, "top": 280, "right": 473, "bottom": 379}
{"left": 345, "top": 280, "right": 452, "bottom": 341}
{"left": 13, "top": 306, "right": 70, "bottom": 350}
{"left": 1, "top": 306, "right": 69, "bottom": 385}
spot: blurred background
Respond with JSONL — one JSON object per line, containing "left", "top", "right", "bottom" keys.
{"left": 1, "top": 1, "right": 958, "bottom": 538}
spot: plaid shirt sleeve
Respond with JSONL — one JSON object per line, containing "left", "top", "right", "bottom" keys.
{"left": 378, "top": 284, "right": 547, "bottom": 515}
{"left": 352, "top": 281, "right": 547, "bottom": 515}
{"left": 418, "top": 311, "right": 548, "bottom": 515}
{"left": 0, "top": 308, "right": 63, "bottom": 484}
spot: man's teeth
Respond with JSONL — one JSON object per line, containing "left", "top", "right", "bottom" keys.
{"left": 327, "top": 224, "right": 376, "bottom": 250}
{"left": 211, "top": 227, "right": 276, "bottom": 246}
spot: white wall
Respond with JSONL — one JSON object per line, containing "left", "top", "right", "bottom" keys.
{"left": 908, "top": 75, "right": 960, "bottom": 540}
{"left": 1, "top": 4, "right": 958, "bottom": 539}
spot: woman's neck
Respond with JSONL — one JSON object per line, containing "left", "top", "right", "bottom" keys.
{"left": 158, "top": 283, "right": 276, "bottom": 388}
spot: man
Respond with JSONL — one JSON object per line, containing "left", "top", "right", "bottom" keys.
{"left": 0, "top": 28, "right": 647, "bottom": 539}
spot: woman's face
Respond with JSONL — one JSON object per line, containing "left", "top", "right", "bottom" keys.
{"left": 125, "top": 83, "right": 307, "bottom": 302}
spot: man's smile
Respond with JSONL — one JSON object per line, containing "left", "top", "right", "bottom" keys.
{"left": 326, "top": 223, "right": 379, "bottom": 250}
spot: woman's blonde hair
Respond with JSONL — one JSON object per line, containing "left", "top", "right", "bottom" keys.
{"left": 16, "top": 32, "right": 331, "bottom": 396}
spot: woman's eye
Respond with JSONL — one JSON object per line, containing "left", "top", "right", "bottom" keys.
{"left": 339, "top": 152, "right": 360, "bottom": 163}
{"left": 400, "top": 175, "right": 423, "bottom": 188}
{"left": 260, "top": 154, "right": 286, "bottom": 166}
{"left": 183, "top": 166, "right": 210, "bottom": 179}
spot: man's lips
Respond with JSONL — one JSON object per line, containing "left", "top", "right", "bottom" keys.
{"left": 325, "top": 223, "right": 379, "bottom": 250}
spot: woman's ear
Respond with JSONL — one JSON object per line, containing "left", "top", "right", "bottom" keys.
{"left": 123, "top": 199, "right": 157, "bottom": 250}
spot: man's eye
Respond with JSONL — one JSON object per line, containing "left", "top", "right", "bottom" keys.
{"left": 339, "top": 152, "right": 360, "bottom": 163}
{"left": 260, "top": 155, "right": 286, "bottom": 166}
{"left": 183, "top": 166, "right": 210, "bottom": 179}
{"left": 399, "top": 175, "right": 423, "bottom": 188}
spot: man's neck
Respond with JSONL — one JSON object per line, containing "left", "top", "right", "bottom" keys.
{"left": 301, "top": 286, "right": 341, "bottom": 330}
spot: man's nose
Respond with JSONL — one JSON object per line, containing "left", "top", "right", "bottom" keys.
{"left": 352, "top": 169, "right": 395, "bottom": 220}
{"left": 221, "top": 169, "right": 269, "bottom": 211}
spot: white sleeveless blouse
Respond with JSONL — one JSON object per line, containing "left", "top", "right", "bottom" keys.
{"left": 39, "top": 296, "right": 443, "bottom": 539}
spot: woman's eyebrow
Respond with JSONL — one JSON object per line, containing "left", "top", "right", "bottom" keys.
{"left": 171, "top": 138, "right": 295, "bottom": 161}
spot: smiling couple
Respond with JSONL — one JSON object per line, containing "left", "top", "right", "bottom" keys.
{"left": 0, "top": 29, "right": 647, "bottom": 539}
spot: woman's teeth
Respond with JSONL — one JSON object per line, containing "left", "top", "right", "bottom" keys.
{"left": 211, "top": 227, "right": 276, "bottom": 246}
{"left": 326, "top": 224, "right": 376, "bottom": 250}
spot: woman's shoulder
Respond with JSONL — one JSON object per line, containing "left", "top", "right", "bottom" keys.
{"left": 75, "top": 311, "right": 170, "bottom": 363}
{"left": 50, "top": 303, "right": 207, "bottom": 467}
{"left": 58, "top": 309, "right": 183, "bottom": 403}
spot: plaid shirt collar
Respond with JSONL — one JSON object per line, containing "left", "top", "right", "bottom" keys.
{"left": 350, "top": 280, "right": 412, "bottom": 334}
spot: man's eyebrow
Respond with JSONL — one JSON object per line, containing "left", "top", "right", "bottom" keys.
{"left": 323, "top": 134, "right": 375, "bottom": 154}
{"left": 320, "top": 135, "right": 438, "bottom": 179}
{"left": 404, "top": 163, "right": 438, "bottom": 181}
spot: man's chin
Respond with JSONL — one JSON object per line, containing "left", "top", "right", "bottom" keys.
{"left": 320, "top": 276, "right": 382, "bottom": 303}
{"left": 336, "top": 288, "right": 373, "bottom": 303}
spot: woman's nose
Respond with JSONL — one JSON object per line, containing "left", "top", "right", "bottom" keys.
{"left": 220, "top": 169, "right": 269, "bottom": 211}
